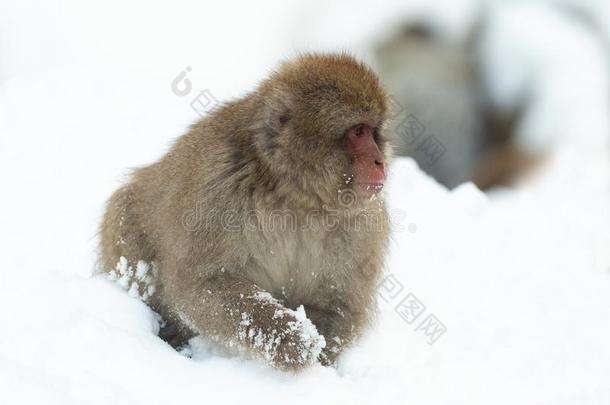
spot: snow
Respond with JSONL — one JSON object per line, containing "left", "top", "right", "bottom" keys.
{"left": 1, "top": 1, "right": 610, "bottom": 404}
{"left": 107, "top": 257, "right": 156, "bottom": 301}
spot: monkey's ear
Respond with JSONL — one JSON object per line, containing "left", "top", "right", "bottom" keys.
{"left": 255, "top": 88, "right": 293, "bottom": 160}
{"left": 264, "top": 88, "right": 293, "bottom": 135}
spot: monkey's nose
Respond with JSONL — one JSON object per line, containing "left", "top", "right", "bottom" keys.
{"left": 368, "top": 159, "right": 386, "bottom": 183}
{"left": 374, "top": 158, "right": 385, "bottom": 176}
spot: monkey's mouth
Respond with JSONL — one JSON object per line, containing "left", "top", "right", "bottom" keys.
{"left": 355, "top": 182, "right": 384, "bottom": 198}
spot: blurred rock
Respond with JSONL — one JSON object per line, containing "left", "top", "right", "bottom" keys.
{"left": 375, "top": 24, "right": 485, "bottom": 188}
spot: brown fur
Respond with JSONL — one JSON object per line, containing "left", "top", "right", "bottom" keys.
{"left": 99, "top": 53, "right": 391, "bottom": 371}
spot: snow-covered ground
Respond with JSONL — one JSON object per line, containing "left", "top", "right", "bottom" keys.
{"left": 1, "top": 1, "right": 610, "bottom": 404}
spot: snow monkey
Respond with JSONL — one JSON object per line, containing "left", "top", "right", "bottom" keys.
{"left": 99, "top": 53, "right": 391, "bottom": 372}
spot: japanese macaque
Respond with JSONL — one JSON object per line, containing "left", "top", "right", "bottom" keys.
{"left": 375, "top": 24, "right": 485, "bottom": 188}
{"left": 375, "top": 23, "right": 542, "bottom": 190}
{"left": 99, "top": 53, "right": 391, "bottom": 372}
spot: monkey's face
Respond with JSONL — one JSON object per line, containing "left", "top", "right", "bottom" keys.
{"left": 342, "top": 122, "right": 387, "bottom": 198}
{"left": 292, "top": 89, "right": 390, "bottom": 204}
{"left": 258, "top": 53, "right": 391, "bottom": 206}
{"left": 270, "top": 103, "right": 391, "bottom": 205}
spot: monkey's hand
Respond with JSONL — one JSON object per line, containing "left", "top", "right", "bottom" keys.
{"left": 304, "top": 304, "right": 363, "bottom": 367}
{"left": 239, "top": 293, "right": 325, "bottom": 372}
{"left": 171, "top": 273, "right": 326, "bottom": 372}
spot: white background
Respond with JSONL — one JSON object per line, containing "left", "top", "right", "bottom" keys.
{"left": 1, "top": 1, "right": 609, "bottom": 404}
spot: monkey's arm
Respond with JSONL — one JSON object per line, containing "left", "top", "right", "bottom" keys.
{"left": 169, "top": 272, "right": 325, "bottom": 371}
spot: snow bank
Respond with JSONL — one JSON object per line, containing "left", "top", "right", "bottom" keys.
{"left": 1, "top": 79, "right": 609, "bottom": 401}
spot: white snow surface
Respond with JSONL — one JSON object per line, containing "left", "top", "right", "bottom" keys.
{"left": 1, "top": 1, "right": 610, "bottom": 404}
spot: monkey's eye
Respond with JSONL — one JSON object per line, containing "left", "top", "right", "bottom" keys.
{"left": 373, "top": 127, "right": 380, "bottom": 141}
{"left": 373, "top": 127, "right": 388, "bottom": 147}
{"left": 354, "top": 124, "right": 365, "bottom": 136}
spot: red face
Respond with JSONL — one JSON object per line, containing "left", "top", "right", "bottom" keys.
{"left": 345, "top": 123, "right": 386, "bottom": 198}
